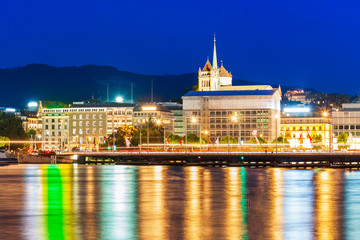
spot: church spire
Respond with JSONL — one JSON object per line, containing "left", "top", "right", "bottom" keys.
{"left": 213, "top": 33, "right": 218, "bottom": 70}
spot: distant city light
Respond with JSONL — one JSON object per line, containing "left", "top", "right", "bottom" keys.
{"left": 283, "top": 107, "right": 310, "bottom": 113}
{"left": 142, "top": 106, "right": 156, "bottom": 111}
{"left": 28, "top": 101, "right": 38, "bottom": 107}
{"left": 5, "top": 108, "right": 16, "bottom": 112}
{"left": 115, "top": 96, "right": 124, "bottom": 103}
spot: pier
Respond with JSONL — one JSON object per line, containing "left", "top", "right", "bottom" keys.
{"left": 57, "top": 151, "right": 360, "bottom": 168}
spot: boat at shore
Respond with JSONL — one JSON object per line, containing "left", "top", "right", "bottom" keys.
{"left": 0, "top": 150, "right": 18, "bottom": 165}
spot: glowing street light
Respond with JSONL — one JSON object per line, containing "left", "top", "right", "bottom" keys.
{"left": 156, "top": 118, "right": 166, "bottom": 151}
{"left": 275, "top": 114, "right": 280, "bottom": 153}
{"left": 28, "top": 101, "right": 38, "bottom": 108}
{"left": 115, "top": 96, "right": 124, "bottom": 103}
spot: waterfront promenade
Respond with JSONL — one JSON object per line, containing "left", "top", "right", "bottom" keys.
{"left": 57, "top": 150, "right": 360, "bottom": 168}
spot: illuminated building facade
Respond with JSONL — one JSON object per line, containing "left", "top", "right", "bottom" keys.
{"left": 133, "top": 104, "right": 175, "bottom": 134}
{"left": 332, "top": 102, "right": 360, "bottom": 149}
{"left": 183, "top": 90, "right": 281, "bottom": 142}
{"left": 184, "top": 37, "right": 282, "bottom": 142}
{"left": 198, "top": 36, "right": 232, "bottom": 91}
{"left": 280, "top": 116, "right": 331, "bottom": 147}
{"left": 41, "top": 102, "right": 135, "bottom": 150}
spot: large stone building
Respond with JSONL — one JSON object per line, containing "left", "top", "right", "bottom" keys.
{"left": 280, "top": 116, "right": 331, "bottom": 148}
{"left": 183, "top": 37, "right": 281, "bottom": 143}
{"left": 332, "top": 102, "right": 360, "bottom": 149}
{"left": 198, "top": 36, "right": 232, "bottom": 91}
{"left": 41, "top": 102, "right": 135, "bottom": 151}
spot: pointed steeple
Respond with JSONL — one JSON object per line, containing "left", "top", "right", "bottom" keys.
{"left": 213, "top": 33, "right": 218, "bottom": 70}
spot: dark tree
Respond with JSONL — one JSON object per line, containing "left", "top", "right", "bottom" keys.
{"left": 0, "top": 112, "right": 27, "bottom": 140}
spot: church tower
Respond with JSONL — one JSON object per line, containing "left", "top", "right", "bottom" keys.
{"left": 198, "top": 35, "right": 232, "bottom": 91}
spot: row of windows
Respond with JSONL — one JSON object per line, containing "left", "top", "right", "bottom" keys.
{"left": 73, "top": 121, "right": 103, "bottom": 127}
{"left": 43, "top": 108, "right": 106, "bottom": 113}
{"left": 72, "top": 128, "right": 103, "bottom": 135}
{"left": 73, "top": 114, "right": 103, "bottom": 120}
{"left": 208, "top": 111, "right": 270, "bottom": 116}
{"left": 207, "top": 124, "right": 269, "bottom": 129}
{"left": 107, "top": 111, "right": 132, "bottom": 115}
{"left": 45, "top": 119, "right": 68, "bottom": 123}
{"left": 208, "top": 118, "right": 270, "bottom": 124}
{"left": 282, "top": 126, "right": 325, "bottom": 131}
{"left": 45, "top": 125, "right": 68, "bottom": 130}
{"left": 334, "top": 132, "right": 360, "bottom": 137}
{"left": 281, "top": 119, "right": 326, "bottom": 124}
{"left": 134, "top": 112, "right": 159, "bottom": 117}
{"left": 44, "top": 131, "right": 68, "bottom": 137}
{"left": 333, "top": 125, "right": 360, "bottom": 130}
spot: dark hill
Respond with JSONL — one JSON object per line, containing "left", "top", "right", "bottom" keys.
{"left": 0, "top": 64, "right": 260, "bottom": 108}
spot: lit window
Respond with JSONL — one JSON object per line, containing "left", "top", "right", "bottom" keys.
{"left": 79, "top": 129, "right": 83, "bottom": 134}
{"left": 73, "top": 129, "right": 76, "bottom": 134}
{"left": 73, "top": 122, "right": 76, "bottom": 127}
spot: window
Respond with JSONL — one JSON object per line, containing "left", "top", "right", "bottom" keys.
{"left": 93, "top": 114, "right": 96, "bottom": 119}
{"left": 79, "top": 115, "right": 83, "bottom": 119}
{"left": 58, "top": 125, "right": 61, "bottom": 130}
{"left": 73, "top": 129, "right": 76, "bottom": 134}
{"left": 52, "top": 125, "right": 55, "bottom": 130}
{"left": 93, "top": 121, "right": 96, "bottom": 126}
{"left": 100, "top": 121, "right": 103, "bottom": 126}
{"left": 45, "top": 125, "right": 48, "bottom": 129}
{"left": 79, "top": 121, "right": 83, "bottom": 126}
{"left": 73, "top": 115, "right": 76, "bottom": 119}
{"left": 100, "top": 128, "right": 103, "bottom": 135}
{"left": 79, "top": 129, "right": 83, "bottom": 134}
{"left": 86, "top": 121, "right": 89, "bottom": 126}
{"left": 52, "top": 119, "right": 55, "bottom": 123}
{"left": 86, "top": 129, "right": 89, "bottom": 134}
{"left": 93, "top": 129, "right": 96, "bottom": 134}
{"left": 86, "top": 114, "right": 89, "bottom": 119}
{"left": 73, "top": 122, "right": 76, "bottom": 127}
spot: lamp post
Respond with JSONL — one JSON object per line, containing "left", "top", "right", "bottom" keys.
{"left": 322, "top": 111, "right": 328, "bottom": 151}
{"left": 275, "top": 114, "right": 280, "bottom": 154}
{"left": 113, "top": 130, "right": 116, "bottom": 152}
{"left": 231, "top": 114, "right": 240, "bottom": 151}
{"left": 190, "top": 116, "right": 197, "bottom": 152}
{"left": 156, "top": 119, "right": 166, "bottom": 151}
{"left": 139, "top": 123, "right": 142, "bottom": 153}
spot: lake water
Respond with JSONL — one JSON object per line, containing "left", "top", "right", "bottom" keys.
{"left": 0, "top": 164, "right": 359, "bottom": 240}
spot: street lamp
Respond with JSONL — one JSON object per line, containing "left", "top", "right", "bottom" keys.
{"left": 275, "top": 114, "right": 280, "bottom": 154}
{"left": 231, "top": 114, "right": 241, "bottom": 151}
{"left": 156, "top": 118, "right": 166, "bottom": 151}
{"left": 322, "top": 111, "right": 329, "bottom": 151}
{"left": 190, "top": 116, "right": 201, "bottom": 151}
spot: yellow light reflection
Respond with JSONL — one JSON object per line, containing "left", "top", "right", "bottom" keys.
{"left": 268, "top": 168, "right": 284, "bottom": 240}
{"left": 224, "top": 167, "right": 243, "bottom": 239}
{"left": 185, "top": 167, "right": 202, "bottom": 240}
{"left": 315, "top": 170, "right": 342, "bottom": 240}
{"left": 138, "top": 166, "right": 167, "bottom": 239}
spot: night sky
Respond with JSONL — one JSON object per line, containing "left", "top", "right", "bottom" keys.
{"left": 2, "top": 0, "right": 360, "bottom": 94}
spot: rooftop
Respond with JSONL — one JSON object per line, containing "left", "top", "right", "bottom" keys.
{"left": 183, "top": 90, "right": 277, "bottom": 97}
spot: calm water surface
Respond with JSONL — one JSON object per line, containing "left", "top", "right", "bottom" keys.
{"left": 0, "top": 164, "right": 359, "bottom": 240}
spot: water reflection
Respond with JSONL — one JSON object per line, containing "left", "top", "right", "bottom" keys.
{"left": 0, "top": 165, "right": 360, "bottom": 239}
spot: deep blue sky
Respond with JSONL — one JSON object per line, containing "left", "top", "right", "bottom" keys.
{"left": 2, "top": 0, "right": 360, "bottom": 94}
